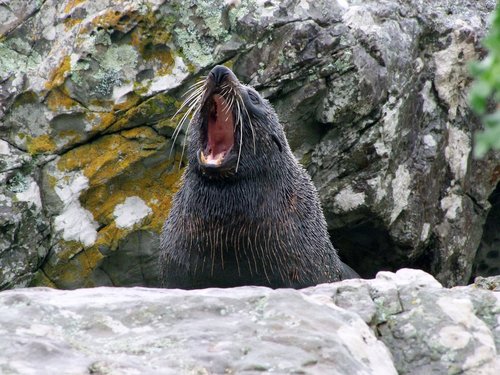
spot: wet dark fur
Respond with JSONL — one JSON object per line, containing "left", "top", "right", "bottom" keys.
{"left": 160, "top": 67, "right": 354, "bottom": 289}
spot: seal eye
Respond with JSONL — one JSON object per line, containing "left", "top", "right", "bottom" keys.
{"left": 248, "top": 91, "right": 260, "bottom": 105}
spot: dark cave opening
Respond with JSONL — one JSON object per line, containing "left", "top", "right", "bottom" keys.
{"left": 471, "top": 181, "right": 500, "bottom": 280}
{"left": 331, "top": 219, "right": 403, "bottom": 279}
{"left": 330, "top": 216, "right": 434, "bottom": 279}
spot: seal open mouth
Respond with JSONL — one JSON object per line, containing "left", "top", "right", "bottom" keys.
{"left": 200, "top": 94, "right": 235, "bottom": 167}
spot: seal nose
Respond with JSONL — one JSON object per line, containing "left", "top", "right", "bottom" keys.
{"left": 209, "top": 65, "right": 231, "bottom": 86}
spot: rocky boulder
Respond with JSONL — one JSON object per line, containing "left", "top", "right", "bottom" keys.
{"left": 0, "top": 269, "right": 498, "bottom": 374}
{"left": 0, "top": 0, "right": 498, "bottom": 288}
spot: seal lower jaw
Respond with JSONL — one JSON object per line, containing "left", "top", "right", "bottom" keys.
{"left": 199, "top": 94, "right": 236, "bottom": 170}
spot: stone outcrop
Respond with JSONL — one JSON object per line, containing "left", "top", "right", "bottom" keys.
{"left": 0, "top": 269, "right": 498, "bottom": 374}
{"left": 0, "top": 0, "right": 498, "bottom": 288}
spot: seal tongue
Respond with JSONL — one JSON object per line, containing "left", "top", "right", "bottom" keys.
{"left": 203, "top": 94, "right": 234, "bottom": 165}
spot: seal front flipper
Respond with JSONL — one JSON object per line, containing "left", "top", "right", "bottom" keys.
{"left": 339, "top": 261, "right": 360, "bottom": 279}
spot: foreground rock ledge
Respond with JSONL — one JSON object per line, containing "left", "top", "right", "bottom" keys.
{"left": 0, "top": 270, "right": 498, "bottom": 375}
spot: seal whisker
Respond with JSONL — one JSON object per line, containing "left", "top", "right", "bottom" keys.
{"left": 232, "top": 226, "right": 242, "bottom": 276}
{"left": 221, "top": 88, "right": 234, "bottom": 122}
{"left": 174, "top": 84, "right": 205, "bottom": 116}
{"left": 218, "top": 224, "right": 224, "bottom": 271}
{"left": 170, "top": 89, "right": 203, "bottom": 149}
{"left": 239, "top": 94, "right": 256, "bottom": 154}
{"left": 176, "top": 87, "right": 205, "bottom": 116}
{"left": 171, "top": 94, "right": 202, "bottom": 147}
{"left": 172, "top": 94, "right": 203, "bottom": 165}
{"left": 234, "top": 98, "right": 244, "bottom": 172}
{"left": 182, "top": 80, "right": 206, "bottom": 97}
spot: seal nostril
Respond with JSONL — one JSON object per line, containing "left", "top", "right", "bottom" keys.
{"left": 210, "top": 65, "right": 231, "bottom": 86}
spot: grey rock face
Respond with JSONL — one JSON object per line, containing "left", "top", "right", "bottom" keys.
{"left": 0, "top": 0, "right": 498, "bottom": 288}
{"left": 473, "top": 184, "right": 500, "bottom": 278}
{"left": 304, "top": 269, "right": 500, "bottom": 374}
{"left": 252, "top": 0, "right": 498, "bottom": 286}
{"left": 0, "top": 269, "right": 498, "bottom": 374}
{"left": 0, "top": 140, "right": 50, "bottom": 289}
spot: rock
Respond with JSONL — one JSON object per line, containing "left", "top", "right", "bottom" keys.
{"left": 0, "top": 269, "right": 497, "bottom": 374}
{"left": 474, "top": 275, "right": 500, "bottom": 291}
{"left": 0, "top": 0, "right": 498, "bottom": 288}
{"left": 304, "top": 269, "right": 500, "bottom": 374}
{"left": 0, "top": 140, "right": 50, "bottom": 289}
{"left": 472, "top": 183, "right": 500, "bottom": 279}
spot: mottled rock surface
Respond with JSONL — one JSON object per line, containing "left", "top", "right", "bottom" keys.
{"left": 0, "top": 269, "right": 498, "bottom": 374}
{"left": 304, "top": 269, "right": 500, "bottom": 375}
{"left": 0, "top": 0, "right": 498, "bottom": 288}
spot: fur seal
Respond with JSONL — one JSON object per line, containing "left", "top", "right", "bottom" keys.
{"left": 160, "top": 65, "right": 358, "bottom": 289}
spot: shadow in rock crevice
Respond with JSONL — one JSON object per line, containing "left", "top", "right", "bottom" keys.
{"left": 471, "top": 181, "right": 500, "bottom": 281}
{"left": 95, "top": 230, "right": 162, "bottom": 287}
{"left": 330, "top": 217, "right": 433, "bottom": 279}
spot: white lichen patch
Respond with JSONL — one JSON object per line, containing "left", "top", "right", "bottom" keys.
{"left": 100, "top": 44, "right": 138, "bottom": 74}
{"left": 113, "top": 196, "right": 152, "bottom": 229}
{"left": 0, "top": 194, "right": 12, "bottom": 207}
{"left": 15, "top": 179, "right": 42, "bottom": 211}
{"left": 255, "top": 0, "right": 278, "bottom": 18}
{"left": 390, "top": 165, "right": 411, "bottom": 224}
{"left": 423, "top": 134, "right": 437, "bottom": 149}
{"left": 54, "top": 173, "right": 89, "bottom": 206}
{"left": 374, "top": 97, "right": 402, "bottom": 158}
{"left": 420, "top": 223, "right": 431, "bottom": 241}
{"left": 336, "top": 323, "right": 398, "bottom": 375}
{"left": 437, "top": 297, "right": 476, "bottom": 329}
{"left": 53, "top": 171, "right": 98, "bottom": 247}
{"left": 0, "top": 140, "right": 11, "bottom": 155}
{"left": 337, "top": 0, "right": 349, "bottom": 8}
{"left": 440, "top": 193, "right": 462, "bottom": 221}
{"left": 377, "top": 268, "right": 442, "bottom": 288}
{"left": 112, "top": 82, "right": 134, "bottom": 104}
{"left": 463, "top": 345, "right": 498, "bottom": 373}
{"left": 54, "top": 205, "right": 98, "bottom": 247}
{"left": 438, "top": 325, "right": 471, "bottom": 350}
{"left": 420, "top": 80, "right": 437, "bottom": 114}
{"left": 445, "top": 125, "right": 470, "bottom": 182}
{"left": 343, "top": 6, "right": 380, "bottom": 36}
{"left": 433, "top": 23, "right": 479, "bottom": 120}
{"left": 333, "top": 186, "right": 365, "bottom": 212}
{"left": 147, "top": 56, "right": 189, "bottom": 95}
{"left": 367, "top": 175, "right": 387, "bottom": 203}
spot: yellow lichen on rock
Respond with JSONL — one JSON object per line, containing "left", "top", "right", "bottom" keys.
{"left": 46, "top": 89, "right": 78, "bottom": 111}
{"left": 106, "top": 93, "right": 179, "bottom": 134}
{"left": 113, "top": 92, "right": 141, "bottom": 112}
{"left": 26, "top": 134, "right": 57, "bottom": 155}
{"left": 45, "top": 56, "right": 71, "bottom": 91}
{"left": 29, "top": 270, "right": 57, "bottom": 288}
{"left": 58, "top": 127, "right": 162, "bottom": 183}
{"left": 42, "top": 123, "right": 183, "bottom": 287}
{"left": 150, "top": 49, "right": 175, "bottom": 76}
{"left": 91, "top": 8, "right": 140, "bottom": 32}
{"left": 57, "top": 125, "right": 182, "bottom": 235}
{"left": 43, "top": 245, "right": 105, "bottom": 289}
{"left": 64, "top": 17, "right": 84, "bottom": 30}
{"left": 64, "top": 0, "right": 86, "bottom": 14}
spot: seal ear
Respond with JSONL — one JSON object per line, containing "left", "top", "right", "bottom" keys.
{"left": 271, "top": 133, "right": 283, "bottom": 152}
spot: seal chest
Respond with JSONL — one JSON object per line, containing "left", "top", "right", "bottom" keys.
{"left": 160, "top": 65, "right": 355, "bottom": 289}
